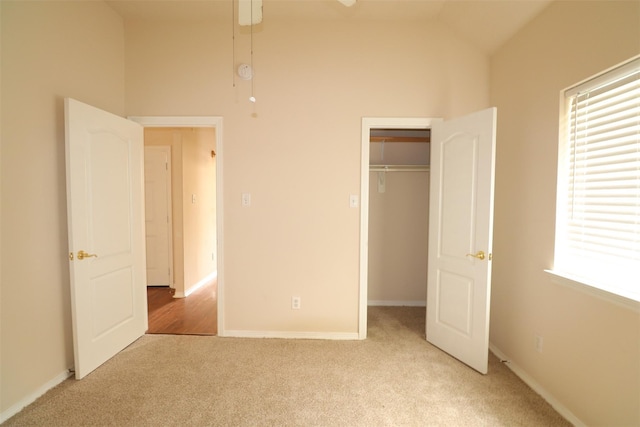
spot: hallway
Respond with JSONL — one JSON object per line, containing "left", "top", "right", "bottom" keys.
{"left": 146, "top": 278, "right": 217, "bottom": 335}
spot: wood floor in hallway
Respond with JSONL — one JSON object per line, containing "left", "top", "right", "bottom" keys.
{"left": 146, "top": 278, "right": 217, "bottom": 335}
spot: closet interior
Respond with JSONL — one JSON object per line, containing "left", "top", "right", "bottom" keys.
{"left": 367, "top": 128, "right": 430, "bottom": 306}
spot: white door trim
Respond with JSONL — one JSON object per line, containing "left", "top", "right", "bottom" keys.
{"left": 128, "top": 116, "right": 225, "bottom": 335}
{"left": 359, "top": 117, "right": 439, "bottom": 339}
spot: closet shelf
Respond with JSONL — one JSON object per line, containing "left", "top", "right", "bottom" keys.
{"left": 369, "top": 165, "right": 430, "bottom": 172}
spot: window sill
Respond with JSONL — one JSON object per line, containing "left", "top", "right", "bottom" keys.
{"left": 544, "top": 270, "right": 640, "bottom": 313}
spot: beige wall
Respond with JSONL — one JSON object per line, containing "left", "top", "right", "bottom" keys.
{"left": 368, "top": 171, "right": 429, "bottom": 304}
{"left": 0, "top": 0, "right": 125, "bottom": 415}
{"left": 489, "top": 1, "right": 640, "bottom": 425}
{"left": 124, "top": 16, "right": 489, "bottom": 334}
{"left": 181, "top": 128, "right": 217, "bottom": 294}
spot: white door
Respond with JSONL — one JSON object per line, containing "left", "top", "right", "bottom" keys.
{"left": 144, "top": 146, "right": 172, "bottom": 287}
{"left": 65, "top": 98, "right": 147, "bottom": 379}
{"left": 426, "top": 107, "right": 496, "bottom": 374}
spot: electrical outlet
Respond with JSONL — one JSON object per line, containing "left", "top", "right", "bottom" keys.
{"left": 291, "top": 296, "right": 301, "bottom": 310}
{"left": 535, "top": 335, "right": 544, "bottom": 353}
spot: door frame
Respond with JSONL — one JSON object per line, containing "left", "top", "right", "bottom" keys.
{"left": 359, "top": 117, "right": 440, "bottom": 339}
{"left": 129, "top": 116, "right": 225, "bottom": 335}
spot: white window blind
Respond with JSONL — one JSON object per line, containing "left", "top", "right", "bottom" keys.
{"left": 555, "top": 57, "right": 640, "bottom": 302}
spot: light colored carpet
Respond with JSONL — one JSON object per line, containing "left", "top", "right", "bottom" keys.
{"left": 4, "top": 307, "right": 570, "bottom": 426}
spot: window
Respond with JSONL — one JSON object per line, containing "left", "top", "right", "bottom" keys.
{"left": 552, "top": 57, "right": 639, "bottom": 303}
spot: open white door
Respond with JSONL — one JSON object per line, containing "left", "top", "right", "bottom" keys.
{"left": 426, "top": 107, "right": 496, "bottom": 374}
{"left": 65, "top": 98, "right": 147, "bottom": 379}
{"left": 144, "top": 146, "right": 172, "bottom": 287}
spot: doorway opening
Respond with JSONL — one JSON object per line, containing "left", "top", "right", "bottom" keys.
{"left": 360, "top": 110, "right": 497, "bottom": 374}
{"left": 130, "top": 116, "right": 224, "bottom": 336}
{"left": 359, "top": 118, "right": 438, "bottom": 339}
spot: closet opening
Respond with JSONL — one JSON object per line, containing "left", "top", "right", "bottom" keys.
{"left": 359, "top": 118, "right": 439, "bottom": 339}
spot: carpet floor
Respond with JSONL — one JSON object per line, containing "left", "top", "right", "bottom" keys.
{"left": 4, "top": 307, "right": 570, "bottom": 426}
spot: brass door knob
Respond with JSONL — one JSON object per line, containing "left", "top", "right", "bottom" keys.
{"left": 466, "top": 251, "right": 485, "bottom": 260}
{"left": 77, "top": 250, "right": 98, "bottom": 260}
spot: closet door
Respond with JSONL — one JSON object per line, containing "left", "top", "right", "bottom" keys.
{"left": 426, "top": 107, "right": 496, "bottom": 374}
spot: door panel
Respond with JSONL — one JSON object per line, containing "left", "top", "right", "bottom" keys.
{"left": 92, "top": 268, "right": 134, "bottom": 337}
{"left": 427, "top": 107, "right": 496, "bottom": 374}
{"left": 65, "top": 98, "right": 147, "bottom": 379}
{"left": 440, "top": 135, "right": 477, "bottom": 257}
{"left": 436, "top": 270, "right": 472, "bottom": 336}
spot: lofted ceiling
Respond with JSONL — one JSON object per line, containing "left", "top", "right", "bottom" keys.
{"left": 106, "top": 0, "right": 553, "bottom": 54}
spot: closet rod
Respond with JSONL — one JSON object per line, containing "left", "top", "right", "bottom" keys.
{"left": 369, "top": 165, "right": 430, "bottom": 172}
{"left": 369, "top": 136, "right": 430, "bottom": 143}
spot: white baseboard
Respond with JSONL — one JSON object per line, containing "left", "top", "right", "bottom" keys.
{"left": 223, "top": 330, "right": 359, "bottom": 340}
{"left": 172, "top": 271, "right": 217, "bottom": 299}
{"left": 489, "top": 344, "right": 585, "bottom": 427}
{"left": 0, "top": 369, "right": 72, "bottom": 423}
{"left": 184, "top": 271, "right": 217, "bottom": 297}
{"left": 368, "top": 300, "right": 426, "bottom": 307}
